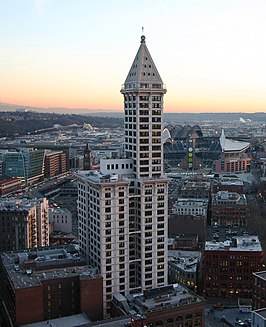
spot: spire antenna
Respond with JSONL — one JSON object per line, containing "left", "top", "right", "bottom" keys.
{"left": 142, "top": 26, "right": 144, "bottom": 34}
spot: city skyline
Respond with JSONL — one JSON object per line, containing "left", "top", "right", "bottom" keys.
{"left": 1, "top": 0, "right": 266, "bottom": 113}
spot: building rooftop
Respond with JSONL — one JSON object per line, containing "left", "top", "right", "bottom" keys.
{"left": 168, "top": 250, "right": 201, "bottom": 273}
{"left": 49, "top": 207, "right": 71, "bottom": 215}
{"left": 212, "top": 191, "right": 247, "bottom": 205}
{"left": 205, "top": 236, "right": 262, "bottom": 252}
{"left": 77, "top": 171, "right": 131, "bottom": 185}
{"left": 175, "top": 198, "right": 208, "bottom": 206}
{"left": 220, "top": 178, "right": 244, "bottom": 186}
{"left": 21, "top": 313, "right": 91, "bottom": 327}
{"left": 113, "top": 284, "right": 204, "bottom": 317}
{"left": 0, "top": 245, "right": 99, "bottom": 289}
{"left": 181, "top": 180, "right": 210, "bottom": 191}
{"left": 0, "top": 198, "right": 46, "bottom": 211}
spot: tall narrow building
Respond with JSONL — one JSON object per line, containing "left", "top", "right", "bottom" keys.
{"left": 77, "top": 35, "right": 168, "bottom": 316}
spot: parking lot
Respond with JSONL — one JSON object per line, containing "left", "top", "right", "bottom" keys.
{"left": 205, "top": 301, "right": 251, "bottom": 327}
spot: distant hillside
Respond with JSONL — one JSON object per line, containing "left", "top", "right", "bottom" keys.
{"left": 0, "top": 111, "right": 123, "bottom": 137}
{"left": 0, "top": 102, "right": 265, "bottom": 125}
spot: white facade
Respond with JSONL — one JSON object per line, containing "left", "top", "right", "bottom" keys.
{"left": 173, "top": 198, "right": 208, "bottom": 217}
{"left": 78, "top": 35, "right": 168, "bottom": 316}
{"left": 49, "top": 207, "right": 72, "bottom": 233}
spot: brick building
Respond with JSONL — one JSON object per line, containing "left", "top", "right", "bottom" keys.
{"left": 215, "top": 129, "right": 251, "bottom": 173}
{"left": 0, "top": 176, "right": 22, "bottom": 196}
{"left": 169, "top": 214, "right": 206, "bottom": 244}
{"left": 213, "top": 178, "right": 244, "bottom": 194}
{"left": 111, "top": 284, "right": 205, "bottom": 327}
{"left": 0, "top": 246, "right": 103, "bottom": 326}
{"left": 179, "top": 178, "right": 211, "bottom": 199}
{"left": 203, "top": 236, "right": 264, "bottom": 299}
{"left": 44, "top": 150, "right": 67, "bottom": 178}
{"left": 211, "top": 191, "right": 248, "bottom": 227}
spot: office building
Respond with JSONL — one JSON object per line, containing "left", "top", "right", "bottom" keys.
{"left": 203, "top": 236, "right": 264, "bottom": 298}
{"left": 1, "top": 149, "right": 45, "bottom": 185}
{"left": 44, "top": 150, "right": 67, "bottom": 178}
{"left": 0, "top": 198, "right": 49, "bottom": 252}
{"left": 77, "top": 34, "right": 168, "bottom": 315}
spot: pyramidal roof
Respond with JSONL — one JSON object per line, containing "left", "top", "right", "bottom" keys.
{"left": 124, "top": 35, "right": 163, "bottom": 84}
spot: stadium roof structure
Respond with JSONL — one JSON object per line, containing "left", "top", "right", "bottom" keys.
{"left": 219, "top": 129, "right": 250, "bottom": 153}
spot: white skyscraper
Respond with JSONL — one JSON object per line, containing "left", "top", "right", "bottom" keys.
{"left": 77, "top": 35, "right": 168, "bottom": 316}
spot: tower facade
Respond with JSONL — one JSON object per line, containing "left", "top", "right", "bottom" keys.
{"left": 77, "top": 35, "right": 168, "bottom": 316}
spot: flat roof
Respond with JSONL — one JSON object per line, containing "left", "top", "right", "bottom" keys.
{"left": 0, "top": 198, "right": 46, "bottom": 211}
{"left": 220, "top": 178, "right": 243, "bottom": 186}
{"left": 113, "top": 284, "right": 204, "bottom": 317}
{"left": 168, "top": 250, "right": 201, "bottom": 273}
{"left": 205, "top": 236, "right": 262, "bottom": 252}
{"left": 0, "top": 247, "right": 99, "bottom": 289}
{"left": 212, "top": 191, "right": 247, "bottom": 205}
{"left": 21, "top": 314, "right": 91, "bottom": 327}
{"left": 77, "top": 171, "right": 131, "bottom": 185}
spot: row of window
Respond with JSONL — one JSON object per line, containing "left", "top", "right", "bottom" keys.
{"left": 124, "top": 95, "right": 161, "bottom": 102}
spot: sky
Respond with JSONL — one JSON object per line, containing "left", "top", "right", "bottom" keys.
{"left": 0, "top": 0, "right": 266, "bottom": 113}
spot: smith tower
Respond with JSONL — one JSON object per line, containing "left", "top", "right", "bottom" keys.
{"left": 121, "top": 35, "right": 167, "bottom": 179}
{"left": 77, "top": 35, "right": 168, "bottom": 316}
{"left": 121, "top": 35, "right": 168, "bottom": 291}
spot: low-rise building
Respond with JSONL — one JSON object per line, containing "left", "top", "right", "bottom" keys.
{"left": 0, "top": 246, "right": 103, "bottom": 326}
{"left": 168, "top": 250, "right": 202, "bottom": 293}
{"left": 173, "top": 198, "right": 208, "bottom": 217}
{"left": 211, "top": 191, "right": 247, "bottom": 227}
{"left": 111, "top": 284, "right": 205, "bottom": 327}
{"left": 203, "top": 236, "right": 264, "bottom": 298}
{"left": 213, "top": 178, "right": 244, "bottom": 194}
{"left": 180, "top": 178, "right": 211, "bottom": 199}
{"left": 49, "top": 207, "right": 72, "bottom": 233}
{"left": 169, "top": 214, "right": 206, "bottom": 244}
